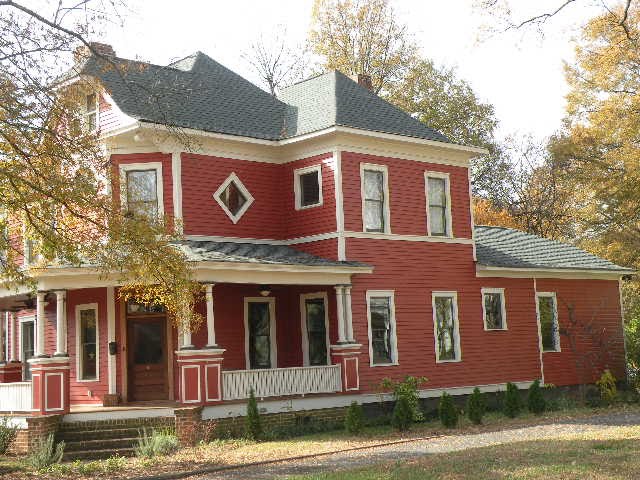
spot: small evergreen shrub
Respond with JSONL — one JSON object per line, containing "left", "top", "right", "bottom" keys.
{"left": 596, "top": 369, "right": 618, "bottom": 405}
{"left": 380, "top": 376, "right": 427, "bottom": 422}
{"left": 344, "top": 401, "right": 365, "bottom": 435}
{"left": 244, "top": 388, "right": 262, "bottom": 440}
{"left": 527, "top": 380, "right": 547, "bottom": 414}
{"left": 135, "top": 429, "right": 179, "bottom": 458}
{"left": 392, "top": 396, "right": 413, "bottom": 431}
{"left": 26, "top": 434, "right": 64, "bottom": 471}
{"left": 503, "top": 382, "right": 521, "bottom": 418}
{"left": 585, "top": 384, "right": 602, "bottom": 408}
{"left": 466, "top": 387, "right": 486, "bottom": 425}
{"left": 0, "top": 417, "right": 17, "bottom": 454}
{"left": 439, "top": 392, "right": 458, "bottom": 428}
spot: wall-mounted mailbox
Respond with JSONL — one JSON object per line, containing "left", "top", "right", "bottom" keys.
{"left": 108, "top": 342, "right": 118, "bottom": 355}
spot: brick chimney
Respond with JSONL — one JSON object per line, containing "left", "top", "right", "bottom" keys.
{"left": 356, "top": 73, "right": 373, "bottom": 91}
{"left": 74, "top": 42, "right": 116, "bottom": 63}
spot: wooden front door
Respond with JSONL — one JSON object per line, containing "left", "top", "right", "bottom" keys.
{"left": 127, "top": 316, "right": 168, "bottom": 401}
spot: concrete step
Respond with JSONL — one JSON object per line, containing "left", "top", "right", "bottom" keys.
{"left": 62, "top": 437, "right": 139, "bottom": 452}
{"left": 62, "top": 447, "right": 136, "bottom": 461}
{"left": 57, "top": 427, "right": 144, "bottom": 442}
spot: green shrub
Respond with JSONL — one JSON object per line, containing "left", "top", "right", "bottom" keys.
{"left": 244, "top": 388, "right": 262, "bottom": 440}
{"left": 135, "top": 429, "right": 179, "bottom": 458}
{"left": 263, "top": 419, "right": 342, "bottom": 440}
{"left": 527, "top": 379, "right": 547, "bottom": 414}
{"left": 392, "top": 396, "right": 413, "bottom": 431}
{"left": 503, "top": 382, "right": 521, "bottom": 418}
{"left": 596, "top": 369, "right": 618, "bottom": 405}
{"left": 344, "top": 401, "right": 365, "bottom": 435}
{"left": 381, "top": 376, "right": 427, "bottom": 422}
{"left": 585, "top": 384, "right": 602, "bottom": 407}
{"left": 0, "top": 417, "right": 17, "bottom": 454}
{"left": 26, "top": 434, "right": 64, "bottom": 471}
{"left": 466, "top": 387, "right": 486, "bottom": 424}
{"left": 439, "top": 392, "right": 458, "bottom": 428}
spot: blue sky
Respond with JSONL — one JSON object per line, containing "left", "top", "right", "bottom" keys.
{"left": 100, "top": 0, "right": 604, "bottom": 142}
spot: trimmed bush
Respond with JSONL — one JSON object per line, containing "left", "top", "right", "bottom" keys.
{"left": 0, "top": 417, "right": 17, "bottom": 454}
{"left": 466, "top": 387, "right": 486, "bottom": 425}
{"left": 344, "top": 401, "right": 365, "bottom": 435}
{"left": 135, "top": 428, "right": 179, "bottom": 458}
{"left": 527, "top": 379, "right": 547, "bottom": 414}
{"left": 244, "top": 388, "right": 262, "bottom": 440}
{"left": 380, "top": 376, "right": 427, "bottom": 422}
{"left": 26, "top": 434, "right": 64, "bottom": 471}
{"left": 439, "top": 392, "right": 458, "bottom": 428}
{"left": 503, "top": 382, "right": 521, "bottom": 418}
{"left": 392, "top": 396, "right": 413, "bottom": 431}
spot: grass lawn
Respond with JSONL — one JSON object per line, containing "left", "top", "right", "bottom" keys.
{"left": 292, "top": 434, "right": 640, "bottom": 480}
{"left": 1, "top": 405, "right": 639, "bottom": 478}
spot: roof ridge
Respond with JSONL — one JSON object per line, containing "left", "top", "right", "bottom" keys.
{"left": 280, "top": 70, "right": 336, "bottom": 91}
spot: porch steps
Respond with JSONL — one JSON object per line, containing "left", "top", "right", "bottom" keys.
{"left": 56, "top": 416, "right": 174, "bottom": 461}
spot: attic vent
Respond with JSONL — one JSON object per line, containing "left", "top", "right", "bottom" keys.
{"left": 213, "top": 173, "right": 254, "bottom": 224}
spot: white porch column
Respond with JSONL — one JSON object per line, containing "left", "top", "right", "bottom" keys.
{"left": 181, "top": 318, "right": 194, "bottom": 349}
{"left": 0, "top": 312, "right": 5, "bottom": 363}
{"left": 35, "top": 291, "right": 47, "bottom": 357}
{"left": 205, "top": 283, "right": 217, "bottom": 347}
{"left": 334, "top": 286, "right": 347, "bottom": 343}
{"left": 344, "top": 285, "right": 355, "bottom": 343}
{"left": 54, "top": 290, "right": 67, "bottom": 356}
{"left": 8, "top": 312, "right": 16, "bottom": 362}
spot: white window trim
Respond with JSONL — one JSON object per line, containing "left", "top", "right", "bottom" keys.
{"left": 294, "top": 164, "right": 323, "bottom": 210}
{"left": 299, "top": 292, "right": 331, "bottom": 367}
{"left": 366, "top": 290, "right": 398, "bottom": 367}
{"left": 536, "top": 292, "right": 561, "bottom": 353}
{"left": 19, "top": 315, "right": 35, "bottom": 363}
{"left": 84, "top": 92, "right": 99, "bottom": 132}
{"left": 244, "top": 297, "right": 277, "bottom": 369}
{"left": 432, "top": 291, "right": 462, "bottom": 363}
{"left": 360, "top": 163, "right": 391, "bottom": 234}
{"left": 119, "top": 162, "right": 165, "bottom": 218}
{"left": 214, "top": 172, "right": 255, "bottom": 224}
{"left": 481, "top": 288, "right": 508, "bottom": 331}
{"left": 424, "top": 171, "right": 453, "bottom": 237}
{"left": 75, "top": 303, "right": 99, "bottom": 382}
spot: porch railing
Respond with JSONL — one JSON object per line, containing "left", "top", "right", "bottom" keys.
{"left": 0, "top": 382, "right": 32, "bottom": 412}
{"left": 222, "top": 364, "right": 342, "bottom": 401}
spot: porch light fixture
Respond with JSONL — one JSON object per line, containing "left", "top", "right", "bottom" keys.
{"left": 259, "top": 285, "right": 271, "bottom": 297}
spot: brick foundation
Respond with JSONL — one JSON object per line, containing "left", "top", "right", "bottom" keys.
{"left": 25, "top": 414, "right": 62, "bottom": 451}
{"left": 175, "top": 406, "right": 203, "bottom": 446}
{"left": 102, "top": 394, "right": 120, "bottom": 407}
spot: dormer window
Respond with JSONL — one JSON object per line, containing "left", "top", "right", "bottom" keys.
{"left": 214, "top": 173, "right": 254, "bottom": 224}
{"left": 120, "top": 162, "right": 164, "bottom": 220}
{"left": 84, "top": 93, "right": 98, "bottom": 131}
{"left": 294, "top": 165, "right": 322, "bottom": 210}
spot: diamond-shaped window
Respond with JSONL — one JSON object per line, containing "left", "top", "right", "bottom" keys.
{"left": 213, "top": 173, "right": 254, "bottom": 224}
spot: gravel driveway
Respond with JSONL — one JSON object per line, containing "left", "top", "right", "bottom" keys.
{"left": 186, "top": 411, "right": 640, "bottom": 480}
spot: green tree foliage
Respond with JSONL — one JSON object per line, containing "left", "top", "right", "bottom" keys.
{"left": 466, "top": 387, "right": 486, "bottom": 425}
{"left": 439, "top": 392, "right": 458, "bottom": 428}
{"left": 503, "top": 382, "right": 521, "bottom": 418}
{"left": 392, "top": 395, "right": 413, "bottom": 431}
{"left": 527, "top": 380, "right": 546, "bottom": 415}
{"left": 344, "top": 401, "right": 365, "bottom": 435}
{"left": 244, "top": 389, "right": 262, "bottom": 441}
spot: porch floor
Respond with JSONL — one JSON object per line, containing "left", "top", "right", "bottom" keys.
{"left": 69, "top": 400, "right": 180, "bottom": 414}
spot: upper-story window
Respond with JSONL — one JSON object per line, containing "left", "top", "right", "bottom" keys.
{"left": 120, "top": 162, "right": 164, "bottom": 220}
{"left": 84, "top": 93, "right": 98, "bottom": 132}
{"left": 425, "top": 172, "right": 452, "bottom": 237}
{"left": 294, "top": 165, "right": 323, "bottom": 210}
{"left": 213, "top": 173, "right": 254, "bottom": 224}
{"left": 361, "top": 163, "right": 390, "bottom": 233}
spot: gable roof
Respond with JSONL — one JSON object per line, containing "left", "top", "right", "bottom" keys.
{"left": 72, "top": 52, "right": 450, "bottom": 143}
{"left": 474, "top": 225, "right": 632, "bottom": 273}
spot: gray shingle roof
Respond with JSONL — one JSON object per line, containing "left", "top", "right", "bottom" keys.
{"left": 176, "top": 240, "right": 369, "bottom": 269}
{"left": 475, "top": 225, "right": 632, "bottom": 272}
{"left": 75, "top": 52, "right": 450, "bottom": 143}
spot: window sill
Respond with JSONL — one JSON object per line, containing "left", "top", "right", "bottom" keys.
{"left": 436, "top": 358, "right": 462, "bottom": 364}
{"left": 295, "top": 202, "right": 323, "bottom": 211}
{"left": 542, "top": 349, "right": 561, "bottom": 353}
{"left": 76, "top": 378, "right": 100, "bottom": 383}
{"left": 484, "top": 327, "right": 508, "bottom": 331}
{"left": 369, "top": 361, "right": 399, "bottom": 368}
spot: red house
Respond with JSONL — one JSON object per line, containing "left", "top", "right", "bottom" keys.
{"left": 0, "top": 45, "right": 631, "bottom": 452}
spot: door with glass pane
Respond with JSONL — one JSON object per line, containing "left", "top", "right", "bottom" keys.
{"left": 127, "top": 316, "right": 168, "bottom": 401}
{"left": 246, "top": 300, "right": 275, "bottom": 369}
{"left": 302, "top": 296, "right": 328, "bottom": 366}
{"left": 21, "top": 321, "right": 34, "bottom": 380}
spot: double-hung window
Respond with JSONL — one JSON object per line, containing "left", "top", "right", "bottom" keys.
{"left": 482, "top": 288, "right": 507, "bottom": 330}
{"left": 425, "top": 173, "right": 451, "bottom": 237}
{"left": 76, "top": 304, "right": 98, "bottom": 381}
{"left": 84, "top": 93, "right": 98, "bottom": 132}
{"left": 432, "top": 292, "right": 461, "bottom": 362}
{"left": 366, "top": 291, "right": 398, "bottom": 366}
{"left": 294, "top": 165, "right": 322, "bottom": 209}
{"left": 361, "top": 164, "right": 390, "bottom": 233}
{"left": 120, "top": 163, "right": 163, "bottom": 220}
{"left": 537, "top": 293, "right": 560, "bottom": 352}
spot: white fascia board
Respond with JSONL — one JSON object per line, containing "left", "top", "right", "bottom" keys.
{"left": 476, "top": 264, "right": 631, "bottom": 280}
